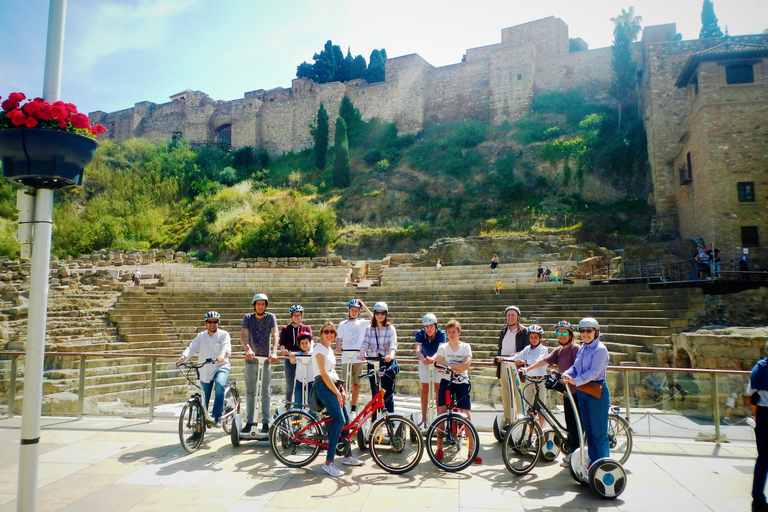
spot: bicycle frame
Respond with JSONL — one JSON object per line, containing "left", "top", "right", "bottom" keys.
{"left": 520, "top": 373, "right": 570, "bottom": 443}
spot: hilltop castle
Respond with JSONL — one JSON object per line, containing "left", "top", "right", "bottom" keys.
{"left": 89, "top": 17, "right": 768, "bottom": 267}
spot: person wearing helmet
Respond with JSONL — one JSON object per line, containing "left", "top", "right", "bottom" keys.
{"left": 496, "top": 305, "right": 530, "bottom": 425}
{"left": 563, "top": 317, "right": 610, "bottom": 466}
{"left": 240, "top": 293, "right": 279, "bottom": 434}
{"left": 414, "top": 312, "right": 446, "bottom": 427}
{"left": 279, "top": 305, "right": 314, "bottom": 406}
{"left": 336, "top": 299, "right": 372, "bottom": 417}
{"left": 525, "top": 320, "right": 581, "bottom": 466}
{"left": 358, "top": 301, "right": 399, "bottom": 413}
{"left": 510, "top": 324, "right": 549, "bottom": 427}
{"left": 177, "top": 311, "right": 231, "bottom": 428}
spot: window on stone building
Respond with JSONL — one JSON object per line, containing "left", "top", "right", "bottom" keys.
{"left": 678, "top": 152, "right": 693, "bottom": 184}
{"left": 216, "top": 124, "right": 232, "bottom": 151}
{"left": 691, "top": 74, "right": 699, "bottom": 96}
{"left": 742, "top": 226, "right": 760, "bottom": 247}
{"left": 738, "top": 182, "right": 756, "bottom": 202}
{"left": 725, "top": 63, "right": 755, "bottom": 85}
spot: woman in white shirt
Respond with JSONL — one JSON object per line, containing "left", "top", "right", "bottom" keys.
{"left": 511, "top": 324, "right": 549, "bottom": 426}
{"left": 313, "top": 322, "right": 362, "bottom": 477}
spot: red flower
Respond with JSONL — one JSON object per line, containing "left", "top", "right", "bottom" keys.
{"left": 8, "top": 109, "right": 27, "bottom": 126}
{"left": 70, "top": 113, "right": 89, "bottom": 129}
{"left": 8, "top": 92, "right": 26, "bottom": 102}
{"left": 25, "top": 117, "right": 38, "bottom": 128}
{"left": 2, "top": 99, "right": 19, "bottom": 111}
{"left": 50, "top": 104, "right": 68, "bottom": 120}
{"left": 58, "top": 119, "right": 68, "bottom": 130}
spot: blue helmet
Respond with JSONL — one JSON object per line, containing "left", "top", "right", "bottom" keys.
{"left": 347, "top": 299, "right": 362, "bottom": 309}
{"left": 289, "top": 304, "right": 304, "bottom": 314}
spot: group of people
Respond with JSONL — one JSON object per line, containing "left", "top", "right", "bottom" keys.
{"left": 177, "top": 295, "right": 614, "bottom": 476}
{"left": 535, "top": 263, "right": 559, "bottom": 282}
{"left": 695, "top": 243, "right": 721, "bottom": 279}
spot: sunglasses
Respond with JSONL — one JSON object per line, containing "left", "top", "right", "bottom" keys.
{"left": 322, "top": 329, "right": 336, "bottom": 335}
{"left": 555, "top": 330, "right": 570, "bottom": 336}
{"left": 205, "top": 320, "right": 219, "bottom": 324}
{"left": 579, "top": 328, "right": 595, "bottom": 334}
{"left": 374, "top": 311, "right": 387, "bottom": 315}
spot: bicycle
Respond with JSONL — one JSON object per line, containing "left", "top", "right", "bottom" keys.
{"left": 269, "top": 356, "right": 424, "bottom": 474}
{"left": 502, "top": 370, "right": 632, "bottom": 476}
{"left": 176, "top": 358, "right": 241, "bottom": 453}
{"left": 425, "top": 363, "right": 479, "bottom": 472}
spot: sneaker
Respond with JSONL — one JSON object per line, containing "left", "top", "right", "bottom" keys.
{"left": 214, "top": 419, "right": 222, "bottom": 429}
{"left": 341, "top": 454, "right": 363, "bottom": 466}
{"left": 261, "top": 422, "right": 269, "bottom": 433}
{"left": 560, "top": 454, "right": 571, "bottom": 468}
{"left": 322, "top": 462, "right": 344, "bottom": 477}
{"left": 434, "top": 449, "right": 443, "bottom": 461}
{"left": 242, "top": 422, "right": 253, "bottom": 433}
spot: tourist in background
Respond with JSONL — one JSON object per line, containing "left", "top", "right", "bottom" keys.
{"left": 279, "top": 304, "right": 313, "bottom": 406}
{"left": 240, "top": 293, "right": 279, "bottom": 434}
{"left": 336, "top": 298, "right": 372, "bottom": 417}
{"left": 491, "top": 254, "right": 499, "bottom": 271}
{"left": 177, "top": 311, "right": 231, "bottom": 428}
{"left": 563, "top": 317, "right": 610, "bottom": 465}
{"left": 358, "top": 302, "right": 399, "bottom": 413}
{"left": 415, "top": 313, "right": 446, "bottom": 427}
{"left": 436, "top": 257, "right": 442, "bottom": 271}
{"left": 314, "top": 321, "right": 363, "bottom": 477}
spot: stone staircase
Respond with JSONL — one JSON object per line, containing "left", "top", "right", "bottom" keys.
{"left": 1, "top": 264, "right": 707, "bottom": 414}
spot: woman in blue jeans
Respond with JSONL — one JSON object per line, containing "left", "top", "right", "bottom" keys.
{"left": 563, "top": 317, "right": 610, "bottom": 465}
{"left": 313, "top": 322, "right": 363, "bottom": 477}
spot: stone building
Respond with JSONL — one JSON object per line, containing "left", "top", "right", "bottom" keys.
{"left": 89, "top": 17, "right": 768, "bottom": 267}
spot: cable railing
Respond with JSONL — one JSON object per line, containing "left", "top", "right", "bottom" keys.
{"left": 0, "top": 351, "right": 753, "bottom": 444}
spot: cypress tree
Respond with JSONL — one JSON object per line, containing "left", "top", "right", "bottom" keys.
{"left": 610, "top": 23, "right": 636, "bottom": 129}
{"left": 367, "top": 49, "right": 386, "bottom": 83}
{"left": 311, "top": 103, "right": 329, "bottom": 170}
{"left": 700, "top": 0, "right": 724, "bottom": 38}
{"left": 333, "top": 117, "right": 351, "bottom": 188}
{"left": 339, "top": 96, "right": 364, "bottom": 147}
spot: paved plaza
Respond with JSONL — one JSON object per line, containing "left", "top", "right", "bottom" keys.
{"left": 0, "top": 415, "right": 757, "bottom": 512}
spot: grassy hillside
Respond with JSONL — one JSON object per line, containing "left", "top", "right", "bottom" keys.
{"left": 0, "top": 91, "right": 655, "bottom": 261}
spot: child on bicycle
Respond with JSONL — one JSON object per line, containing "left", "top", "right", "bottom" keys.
{"left": 435, "top": 319, "right": 481, "bottom": 464}
{"left": 511, "top": 324, "right": 549, "bottom": 427}
{"left": 289, "top": 332, "right": 315, "bottom": 408}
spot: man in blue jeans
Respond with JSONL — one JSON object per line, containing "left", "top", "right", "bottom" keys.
{"left": 748, "top": 342, "right": 768, "bottom": 512}
{"left": 177, "top": 311, "right": 231, "bottom": 428}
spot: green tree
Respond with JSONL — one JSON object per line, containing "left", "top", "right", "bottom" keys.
{"left": 339, "top": 96, "right": 365, "bottom": 147}
{"left": 609, "top": 22, "right": 636, "bottom": 129}
{"left": 314, "top": 41, "right": 336, "bottom": 83}
{"left": 333, "top": 117, "right": 351, "bottom": 188}
{"left": 610, "top": 6, "right": 643, "bottom": 42}
{"left": 367, "top": 49, "right": 386, "bottom": 83}
{"left": 332, "top": 44, "right": 346, "bottom": 82}
{"left": 343, "top": 49, "right": 354, "bottom": 82}
{"left": 700, "top": 0, "right": 724, "bottom": 38}
{"left": 310, "top": 103, "right": 329, "bottom": 170}
{"left": 351, "top": 55, "right": 368, "bottom": 80}
{"left": 296, "top": 62, "right": 315, "bottom": 81}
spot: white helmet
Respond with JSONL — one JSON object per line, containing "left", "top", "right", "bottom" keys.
{"left": 252, "top": 293, "right": 269, "bottom": 307}
{"left": 373, "top": 301, "right": 388, "bottom": 313}
{"left": 504, "top": 305, "right": 521, "bottom": 316}
{"left": 421, "top": 313, "right": 437, "bottom": 326}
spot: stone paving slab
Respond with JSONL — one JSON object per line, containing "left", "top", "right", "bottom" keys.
{"left": 0, "top": 416, "right": 756, "bottom": 512}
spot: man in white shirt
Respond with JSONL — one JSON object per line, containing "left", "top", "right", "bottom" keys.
{"left": 177, "top": 311, "right": 231, "bottom": 427}
{"left": 335, "top": 299, "right": 372, "bottom": 416}
{"left": 495, "top": 305, "right": 530, "bottom": 425}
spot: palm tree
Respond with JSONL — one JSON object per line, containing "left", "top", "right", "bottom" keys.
{"left": 611, "top": 6, "right": 643, "bottom": 42}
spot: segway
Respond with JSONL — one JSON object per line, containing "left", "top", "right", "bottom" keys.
{"left": 231, "top": 355, "right": 271, "bottom": 445}
{"left": 493, "top": 357, "right": 527, "bottom": 442}
{"left": 410, "top": 361, "right": 436, "bottom": 440}
{"left": 560, "top": 372, "right": 627, "bottom": 499}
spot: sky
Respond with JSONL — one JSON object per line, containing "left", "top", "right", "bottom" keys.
{"left": 1, "top": 0, "right": 767, "bottom": 116}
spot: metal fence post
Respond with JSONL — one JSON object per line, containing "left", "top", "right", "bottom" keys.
{"left": 9, "top": 355, "right": 18, "bottom": 417}
{"left": 712, "top": 373, "right": 722, "bottom": 445}
{"left": 149, "top": 359, "right": 157, "bottom": 422}
{"left": 77, "top": 355, "right": 86, "bottom": 419}
{"left": 623, "top": 369, "right": 631, "bottom": 424}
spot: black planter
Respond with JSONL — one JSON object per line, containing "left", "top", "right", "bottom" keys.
{"left": 0, "top": 128, "right": 98, "bottom": 189}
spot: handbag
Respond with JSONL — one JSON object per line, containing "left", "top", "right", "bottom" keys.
{"left": 308, "top": 378, "right": 324, "bottom": 412}
{"left": 577, "top": 380, "right": 604, "bottom": 399}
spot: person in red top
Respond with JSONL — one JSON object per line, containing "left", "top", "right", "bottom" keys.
{"left": 524, "top": 320, "right": 580, "bottom": 466}
{"left": 279, "top": 305, "right": 313, "bottom": 405}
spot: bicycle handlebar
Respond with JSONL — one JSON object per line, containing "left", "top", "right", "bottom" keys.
{"left": 434, "top": 363, "right": 469, "bottom": 384}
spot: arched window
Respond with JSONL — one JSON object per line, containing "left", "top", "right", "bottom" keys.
{"left": 216, "top": 124, "right": 232, "bottom": 150}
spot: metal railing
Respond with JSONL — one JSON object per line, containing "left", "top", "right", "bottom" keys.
{"left": 0, "top": 351, "right": 753, "bottom": 444}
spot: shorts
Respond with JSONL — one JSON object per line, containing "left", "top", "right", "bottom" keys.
{"left": 418, "top": 361, "right": 439, "bottom": 384}
{"left": 437, "top": 379, "right": 471, "bottom": 410}
{"left": 341, "top": 362, "right": 367, "bottom": 385}
{"left": 522, "top": 380, "right": 547, "bottom": 409}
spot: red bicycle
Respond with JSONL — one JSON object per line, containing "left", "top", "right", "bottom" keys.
{"left": 269, "top": 357, "right": 424, "bottom": 474}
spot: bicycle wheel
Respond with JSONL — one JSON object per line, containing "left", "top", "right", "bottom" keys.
{"left": 179, "top": 401, "right": 206, "bottom": 453}
{"left": 501, "top": 417, "right": 542, "bottom": 476}
{"left": 607, "top": 414, "right": 633, "bottom": 464}
{"left": 269, "top": 410, "right": 323, "bottom": 468}
{"left": 221, "top": 385, "right": 240, "bottom": 434}
{"left": 369, "top": 416, "right": 424, "bottom": 474}
{"left": 426, "top": 414, "right": 479, "bottom": 472}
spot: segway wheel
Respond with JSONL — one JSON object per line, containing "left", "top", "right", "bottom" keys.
{"left": 567, "top": 448, "right": 589, "bottom": 486}
{"left": 230, "top": 418, "right": 240, "bottom": 447}
{"left": 540, "top": 428, "right": 561, "bottom": 462}
{"left": 492, "top": 414, "right": 506, "bottom": 443}
{"left": 588, "top": 458, "right": 627, "bottom": 499}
